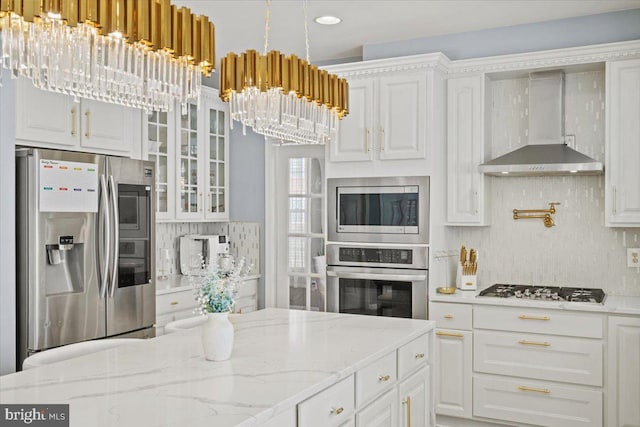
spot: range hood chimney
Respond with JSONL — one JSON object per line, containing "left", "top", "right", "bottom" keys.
{"left": 479, "top": 70, "right": 604, "bottom": 176}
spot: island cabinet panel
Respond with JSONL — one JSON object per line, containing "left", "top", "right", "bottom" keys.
{"left": 473, "top": 374, "right": 602, "bottom": 427}
{"left": 399, "top": 366, "right": 431, "bottom": 427}
{"left": 356, "top": 389, "right": 398, "bottom": 427}
{"left": 397, "top": 333, "right": 429, "bottom": 379}
{"left": 356, "top": 351, "right": 397, "bottom": 407}
{"left": 298, "top": 375, "right": 356, "bottom": 427}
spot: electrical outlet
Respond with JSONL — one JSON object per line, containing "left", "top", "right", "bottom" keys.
{"left": 628, "top": 248, "right": 640, "bottom": 268}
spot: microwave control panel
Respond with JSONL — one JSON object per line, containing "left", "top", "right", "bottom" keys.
{"left": 339, "top": 247, "right": 413, "bottom": 265}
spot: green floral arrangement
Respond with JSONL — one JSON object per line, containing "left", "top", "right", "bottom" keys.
{"left": 195, "top": 257, "right": 248, "bottom": 314}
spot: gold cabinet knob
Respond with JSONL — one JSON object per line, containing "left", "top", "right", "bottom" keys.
{"left": 444, "top": 314, "right": 454, "bottom": 319}
{"left": 378, "top": 374, "right": 390, "bottom": 382}
{"left": 414, "top": 353, "right": 425, "bottom": 359}
{"left": 170, "top": 301, "right": 178, "bottom": 305}
{"left": 330, "top": 407, "right": 344, "bottom": 415}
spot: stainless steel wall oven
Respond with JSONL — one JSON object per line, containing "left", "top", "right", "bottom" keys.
{"left": 326, "top": 243, "right": 428, "bottom": 319}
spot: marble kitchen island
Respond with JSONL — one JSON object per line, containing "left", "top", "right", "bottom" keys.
{"left": 0, "top": 309, "right": 435, "bottom": 427}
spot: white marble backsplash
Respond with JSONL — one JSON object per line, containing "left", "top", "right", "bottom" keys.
{"left": 156, "top": 222, "right": 260, "bottom": 276}
{"left": 445, "top": 70, "right": 640, "bottom": 296}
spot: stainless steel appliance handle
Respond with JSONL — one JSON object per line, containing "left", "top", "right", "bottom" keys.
{"left": 98, "top": 175, "right": 110, "bottom": 298}
{"left": 108, "top": 175, "right": 119, "bottom": 298}
{"left": 327, "top": 271, "right": 427, "bottom": 281}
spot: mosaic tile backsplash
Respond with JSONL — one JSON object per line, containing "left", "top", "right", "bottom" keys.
{"left": 446, "top": 70, "right": 640, "bottom": 296}
{"left": 156, "top": 222, "right": 261, "bottom": 276}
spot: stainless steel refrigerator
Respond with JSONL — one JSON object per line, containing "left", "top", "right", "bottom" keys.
{"left": 16, "top": 147, "right": 156, "bottom": 369}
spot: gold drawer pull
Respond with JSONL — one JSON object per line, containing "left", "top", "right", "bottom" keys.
{"left": 518, "top": 386, "right": 550, "bottom": 394}
{"left": 444, "top": 314, "right": 454, "bottom": 319}
{"left": 170, "top": 301, "right": 179, "bottom": 305}
{"left": 330, "top": 407, "right": 344, "bottom": 415}
{"left": 519, "top": 340, "right": 550, "bottom": 347}
{"left": 518, "top": 315, "right": 550, "bottom": 321}
{"left": 436, "top": 331, "right": 464, "bottom": 338}
{"left": 414, "top": 353, "right": 425, "bottom": 359}
{"left": 378, "top": 374, "right": 390, "bottom": 382}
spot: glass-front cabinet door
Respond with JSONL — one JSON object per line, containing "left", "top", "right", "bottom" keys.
{"left": 145, "top": 110, "right": 175, "bottom": 220}
{"left": 202, "top": 91, "right": 229, "bottom": 220}
{"left": 143, "top": 87, "right": 229, "bottom": 222}
{"left": 176, "top": 102, "right": 202, "bottom": 219}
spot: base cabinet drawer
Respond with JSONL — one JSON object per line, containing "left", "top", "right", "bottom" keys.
{"left": 474, "top": 330, "right": 603, "bottom": 386}
{"left": 430, "top": 302, "right": 472, "bottom": 330}
{"left": 356, "top": 389, "right": 398, "bottom": 427}
{"left": 356, "top": 351, "right": 397, "bottom": 407}
{"left": 298, "top": 375, "right": 355, "bottom": 427}
{"left": 474, "top": 374, "right": 603, "bottom": 427}
{"left": 156, "top": 290, "right": 198, "bottom": 316}
{"left": 397, "top": 333, "right": 429, "bottom": 379}
{"left": 474, "top": 305, "right": 604, "bottom": 338}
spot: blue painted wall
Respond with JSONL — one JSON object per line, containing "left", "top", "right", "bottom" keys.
{"left": 228, "top": 126, "right": 266, "bottom": 307}
{"left": 363, "top": 9, "right": 640, "bottom": 61}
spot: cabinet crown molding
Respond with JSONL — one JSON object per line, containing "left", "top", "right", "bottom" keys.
{"left": 325, "top": 52, "right": 450, "bottom": 77}
{"left": 447, "top": 40, "right": 640, "bottom": 75}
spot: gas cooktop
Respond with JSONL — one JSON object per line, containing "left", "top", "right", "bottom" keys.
{"left": 478, "top": 284, "right": 606, "bottom": 304}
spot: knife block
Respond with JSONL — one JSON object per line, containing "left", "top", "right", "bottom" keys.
{"left": 460, "top": 274, "right": 477, "bottom": 291}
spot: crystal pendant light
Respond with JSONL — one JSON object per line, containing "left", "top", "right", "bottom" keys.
{"left": 0, "top": 0, "right": 216, "bottom": 112}
{"left": 219, "top": 0, "right": 349, "bottom": 145}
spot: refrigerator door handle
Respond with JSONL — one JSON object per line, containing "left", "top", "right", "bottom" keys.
{"left": 98, "top": 175, "right": 110, "bottom": 298}
{"left": 108, "top": 175, "right": 119, "bottom": 298}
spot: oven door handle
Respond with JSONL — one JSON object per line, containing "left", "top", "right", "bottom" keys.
{"left": 327, "top": 271, "right": 427, "bottom": 281}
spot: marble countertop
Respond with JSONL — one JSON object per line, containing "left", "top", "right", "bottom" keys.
{"left": 0, "top": 309, "right": 435, "bottom": 427}
{"left": 430, "top": 288, "right": 640, "bottom": 315}
{"left": 156, "top": 274, "right": 261, "bottom": 295}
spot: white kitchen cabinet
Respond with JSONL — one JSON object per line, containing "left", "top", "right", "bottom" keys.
{"left": 330, "top": 78, "right": 375, "bottom": 163}
{"left": 446, "top": 74, "right": 491, "bottom": 225}
{"left": 145, "top": 110, "right": 176, "bottom": 220}
{"left": 330, "top": 71, "right": 426, "bottom": 163}
{"left": 434, "top": 328, "right": 472, "bottom": 419}
{"left": 144, "top": 87, "right": 229, "bottom": 221}
{"left": 474, "top": 374, "right": 602, "bottom": 427}
{"left": 356, "top": 389, "right": 398, "bottom": 427}
{"left": 175, "top": 88, "right": 229, "bottom": 221}
{"left": 15, "top": 78, "right": 139, "bottom": 157}
{"left": 606, "top": 58, "right": 640, "bottom": 227}
{"left": 325, "top": 54, "right": 446, "bottom": 179}
{"left": 398, "top": 366, "right": 431, "bottom": 427}
{"left": 607, "top": 316, "right": 640, "bottom": 427}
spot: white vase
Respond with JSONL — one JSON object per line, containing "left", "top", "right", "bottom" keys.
{"left": 201, "top": 312, "right": 234, "bottom": 361}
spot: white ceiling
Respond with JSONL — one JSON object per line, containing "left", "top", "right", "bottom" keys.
{"left": 175, "top": 0, "right": 640, "bottom": 64}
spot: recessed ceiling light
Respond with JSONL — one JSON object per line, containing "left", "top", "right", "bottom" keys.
{"left": 314, "top": 15, "right": 342, "bottom": 25}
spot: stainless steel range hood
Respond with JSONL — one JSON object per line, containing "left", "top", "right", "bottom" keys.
{"left": 479, "top": 70, "right": 603, "bottom": 176}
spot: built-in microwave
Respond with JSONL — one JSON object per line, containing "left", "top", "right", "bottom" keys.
{"left": 327, "top": 176, "right": 429, "bottom": 244}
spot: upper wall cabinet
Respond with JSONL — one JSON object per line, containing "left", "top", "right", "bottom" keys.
{"left": 606, "top": 58, "right": 640, "bottom": 227}
{"left": 144, "top": 87, "right": 229, "bottom": 222}
{"left": 325, "top": 54, "right": 447, "bottom": 178}
{"left": 446, "top": 75, "right": 491, "bottom": 226}
{"left": 330, "top": 71, "right": 426, "bottom": 162}
{"left": 15, "top": 78, "right": 140, "bottom": 158}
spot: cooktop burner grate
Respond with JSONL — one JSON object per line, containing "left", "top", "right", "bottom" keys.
{"left": 478, "top": 284, "right": 605, "bottom": 303}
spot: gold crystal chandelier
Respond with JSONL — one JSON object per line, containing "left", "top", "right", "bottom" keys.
{"left": 219, "top": 0, "right": 348, "bottom": 145}
{"left": 0, "top": 0, "right": 215, "bottom": 111}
